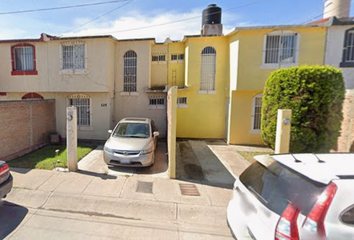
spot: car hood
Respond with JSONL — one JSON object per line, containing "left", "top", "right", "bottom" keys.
{"left": 105, "top": 137, "right": 152, "bottom": 151}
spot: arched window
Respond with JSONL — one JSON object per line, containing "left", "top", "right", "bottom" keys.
{"left": 263, "top": 30, "right": 298, "bottom": 65}
{"left": 123, "top": 50, "right": 137, "bottom": 92}
{"left": 22, "top": 92, "right": 43, "bottom": 100}
{"left": 252, "top": 93, "right": 263, "bottom": 131}
{"left": 11, "top": 43, "right": 37, "bottom": 75}
{"left": 200, "top": 46, "right": 216, "bottom": 91}
{"left": 340, "top": 27, "right": 354, "bottom": 67}
{"left": 68, "top": 94, "right": 91, "bottom": 126}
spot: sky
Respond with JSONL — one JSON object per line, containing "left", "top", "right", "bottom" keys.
{"left": 0, "top": 0, "right": 353, "bottom": 42}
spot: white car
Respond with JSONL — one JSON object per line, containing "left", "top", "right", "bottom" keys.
{"left": 227, "top": 153, "right": 354, "bottom": 240}
{"left": 103, "top": 118, "right": 159, "bottom": 167}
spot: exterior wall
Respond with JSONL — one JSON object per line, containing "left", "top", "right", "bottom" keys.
{"left": 114, "top": 41, "right": 167, "bottom": 137}
{"left": 325, "top": 25, "right": 354, "bottom": 89}
{"left": 227, "top": 26, "right": 327, "bottom": 145}
{"left": 0, "top": 38, "right": 115, "bottom": 93}
{"left": 229, "top": 27, "right": 327, "bottom": 91}
{"left": 176, "top": 36, "right": 228, "bottom": 139}
{"left": 168, "top": 42, "right": 185, "bottom": 88}
{"left": 151, "top": 44, "right": 168, "bottom": 88}
{"left": 228, "top": 91, "right": 264, "bottom": 145}
{"left": 0, "top": 99, "right": 56, "bottom": 160}
{"left": 337, "top": 90, "right": 354, "bottom": 152}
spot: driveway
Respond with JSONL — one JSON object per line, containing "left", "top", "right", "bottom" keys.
{"left": 78, "top": 140, "right": 169, "bottom": 178}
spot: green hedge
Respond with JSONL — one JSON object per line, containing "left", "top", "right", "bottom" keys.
{"left": 261, "top": 65, "right": 345, "bottom": 153}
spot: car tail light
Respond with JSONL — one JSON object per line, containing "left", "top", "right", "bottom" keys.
{"left": 275, "top": 203, "right": 300, "bottom": 240}
{"left": 0, "top": 163, "right": 9, "bottom": 177}
{"left": 303, "top": 182, "right": 337, "bottom": 237}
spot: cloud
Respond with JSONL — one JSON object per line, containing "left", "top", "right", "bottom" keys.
{"left": 62, "top": 9, "right": 243, "bottom": 41}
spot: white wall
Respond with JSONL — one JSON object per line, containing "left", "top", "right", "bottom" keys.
{"left": 325, "top": 26, "right": 354, "bottom": 89}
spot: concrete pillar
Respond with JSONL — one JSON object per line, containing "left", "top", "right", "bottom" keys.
{"left": 167, "top": 86, "right": 177, "bottom": 179}
{"left": 275, "top": 109, "right": 292, "bottom": 154}
{"left": 66, "top": 106, "right": 78, "bottom": 172}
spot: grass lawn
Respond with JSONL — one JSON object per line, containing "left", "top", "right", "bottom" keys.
{"left": 8, "top": 144, "right": 96, "bottom": 170}
{"left": 237, "top": 151, "right": 273, "bottom": 164}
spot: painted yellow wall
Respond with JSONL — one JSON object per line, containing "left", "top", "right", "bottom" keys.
{"left": 176, "top": 36, "right": 229, "bottom": 139}
{"left": 228, "top": 27, "right": 327, "bottom": 91}
{"left": 151, "top": 44, "right": 168, "bottom": 88}
{"left": 167, "top": 42, "right": 185, "bottom": 88}
{"left": 228, "top": 90, "right": 265, "bottom": 145}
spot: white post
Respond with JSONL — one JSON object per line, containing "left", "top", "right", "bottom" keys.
{"left": 275, "top": 109, "right": 292, "bottom": 154}
{"left": 67, "top": 106, "right": 78, "bottom": 171}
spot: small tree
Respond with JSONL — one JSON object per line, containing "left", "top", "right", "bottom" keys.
{"left": 261, "top": 65, "right": 345, "bottom": 153}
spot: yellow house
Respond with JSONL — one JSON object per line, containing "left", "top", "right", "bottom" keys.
{"left": 167, "top": 35, "right": 229, "bottom": 139}
{"left": 167, "top": 24, "right": 327, "bottom": 145}
{"left": 227, "top": 25, "right": 327, "bottom": 145}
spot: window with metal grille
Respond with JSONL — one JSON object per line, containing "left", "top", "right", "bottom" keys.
{"left": 148, "top": 95, "right": 165, "bottom": 109}
{"left": 11, "top": 44, "right": 37, "bottom": 75}
{"left": 200, "top": 46, "right": 216, "bottom": 91}
{"left": 340, "top": 28, "right": 354, "bottom": 67}
{"left": 69, "top": 94, "right": 91, "bottom": 126}
{"left": 171, "top": 54, "right": 184, "bottom": 61}
{"left": 252, "top": 94, "right": 263, "bottom": 131}
{"left": 124, "top": 50, "right": 137, "bottom": 92}
{"left": 152, "top": 53, "right": 166, "bottom": 62}
{"left": 177, "top": 97, "right": 188, "bottom": 108}
{"left": 62, "top": 44, "right": 85, "bottom": 70}
{"left": 264, "top": 33, "right": 297, "bottom": 64}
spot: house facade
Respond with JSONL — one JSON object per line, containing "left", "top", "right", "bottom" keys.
{"left": 0, "top": 34, "right": 168, "bottom": 140}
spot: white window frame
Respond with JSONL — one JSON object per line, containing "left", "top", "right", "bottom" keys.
{"left": 261, "top": 30, "right": 300, "bottom": 69}
{"left": 148, "top": 95, "right": 166, "bottom": 109}
{"left": 250, "top": 93, "right": 263, "bottom": 134}
{"left": 152, "top": 53, "right": 166, "bottom": 64}
{"left": 177, "top": 97, "right": 188, "bottom": 109}
{"left": 68, "top": 93, "right": 92, "bottom": 130}
{"left": 60, "top": 41, "right": 88, "bottom": 74}
{"left": 199, "top": 46, "right": 216, "bottom": 94}
{"left": 170, "top": 53, "right": 184, "bottom": 63}
{"left": 123, "top": 50, "right": 138, "bottom": 94}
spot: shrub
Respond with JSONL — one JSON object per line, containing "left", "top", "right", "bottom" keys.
{"left": 261, "top": 65, "right": 345, "bottom": 153}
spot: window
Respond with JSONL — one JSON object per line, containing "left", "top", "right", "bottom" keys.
{"left": 68, "top": 94, "right": 91, "bottom": 126}
{"left": 252, "top": 94, "right": 263, "bottom": 132}
{"left": 152, "top": 53, "right": 166, "bottom": 63}
{"left": 263, "top": 31, "right": 298, "bottom": 66}
{"left": 11, "top": 43, "right": 37, "bottom": 75}
{"left": 177, "top": 97, "right": 188, "bottom": 108}
{"left": 22, "top": 92, "right": 43, "bottom": 100}
{"left": 148, "top": 95, "right": 166, "bottom": 109}
{"left": 124, "top": 50, "right": 137, "bottom": 92}
{"left": 200, "top": 46, "right": 216, "bottom": 92}
{"left": 61, "top": 42, "right": 86, "bottom": 73}
{"left": 340, "top": 28, "right": 354, "bottom": 67}
{"left": 171, "top": 54, "right": 184, "bottom": 62}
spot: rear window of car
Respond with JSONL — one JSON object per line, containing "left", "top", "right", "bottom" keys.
{"left": 240, "top": 161, "right": 327, "bottom": 216}
{"left": 341, "top": 205, "right": 354, "bottom": 225}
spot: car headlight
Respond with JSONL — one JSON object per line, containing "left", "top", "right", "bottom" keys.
{"left": 140, "top": 149, "right": 152, "bottom": 155}
{"left": 104, "top": 146, "right": 114, "bottom": 154}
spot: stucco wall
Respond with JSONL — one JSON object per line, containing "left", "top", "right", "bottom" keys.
{"left": 114, "top": 40, "right": 167, "bottom": 137}
{"left": 0, "top": 99, "right": 56, "bottom": 160}
{"left": 168, "top": 42, "right": 185, "bottom": 88}
{"left": 176, "top": 36, "right": 228, "bottom": 139}
{"left": 151, "top": 44, "right": 168, "bottom": 88}
{"left": 0, "top": 38, "right": 116, "bottom": 93}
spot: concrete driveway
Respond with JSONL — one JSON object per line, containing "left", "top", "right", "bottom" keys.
{"left": 78, "top": 140, "right": 169, "bottom": 178}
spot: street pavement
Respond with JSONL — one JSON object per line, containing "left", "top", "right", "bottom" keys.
{"left": 1, "top": 140, "right": 272, "bottom": 240}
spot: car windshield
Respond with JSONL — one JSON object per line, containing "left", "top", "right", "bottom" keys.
{"left": 112, "top": 122, "right": 150, "bottom": 138}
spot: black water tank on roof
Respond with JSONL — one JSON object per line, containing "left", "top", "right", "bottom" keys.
{"left": 202, "top": 4, "right": 222, "bottom": 25}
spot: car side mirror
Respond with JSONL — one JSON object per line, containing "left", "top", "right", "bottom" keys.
{"left": 153, "top": 131, "right": 159, "bottom": 137}
{"left": 108, "top": 130, "right": 112, "bottom": 134}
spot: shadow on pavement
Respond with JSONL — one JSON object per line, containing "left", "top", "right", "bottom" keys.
{"left": 0, "top": 201, "right": 28, "bottom": 239}
{"left": 77, "top": 169, "right": 117, "bottom": 180}
{"left": 9, "top": 168, "right": 32, "bottom": 174}
{"left": 177, "top": 139, "right": 235, "bottom": 189}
